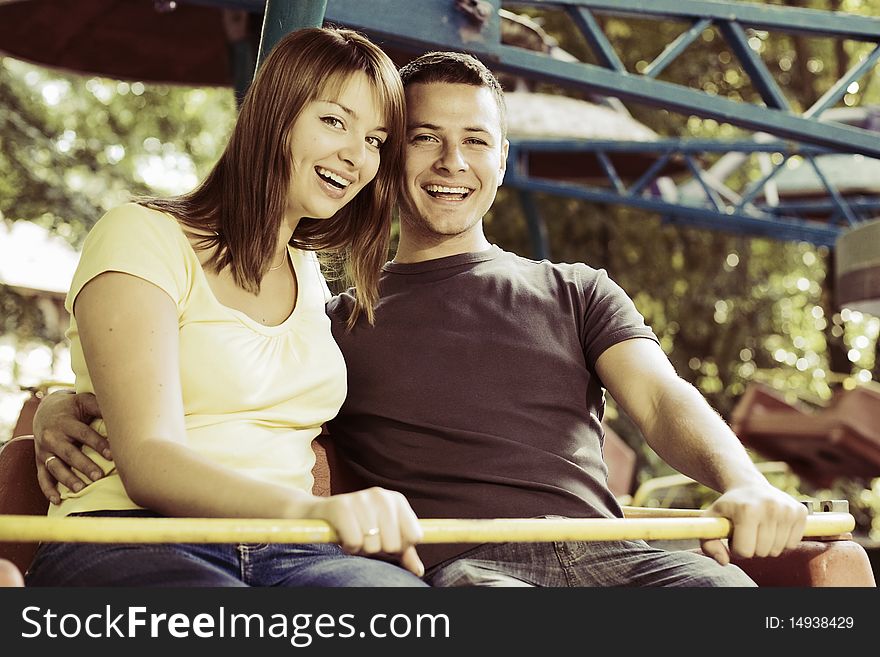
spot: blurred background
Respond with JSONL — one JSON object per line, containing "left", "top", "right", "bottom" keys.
{"left": 0, "top": 0, "right": 878, "bottom": 552}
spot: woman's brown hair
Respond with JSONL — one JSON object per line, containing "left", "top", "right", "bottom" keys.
{"left": 143, "top": 27, "right": 405, "bottom": 327}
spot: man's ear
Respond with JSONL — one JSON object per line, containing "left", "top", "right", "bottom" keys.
{"left": 498, "top": 138, "right": 510, "bottom": 185}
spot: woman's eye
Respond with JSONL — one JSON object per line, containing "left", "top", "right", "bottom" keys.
{"left": 366, "top": 136, "right": 385, "bottom": 149}
{"left": 321, "top": 116, "right": 344, "bottom": 129}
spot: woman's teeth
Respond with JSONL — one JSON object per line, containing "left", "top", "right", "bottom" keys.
{"left": 316, "top": 167, "right": 351, "bottom": 188}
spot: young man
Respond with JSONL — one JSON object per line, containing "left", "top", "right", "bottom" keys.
{"left": 33, "top": 52, "right": 806, "bottom": 587}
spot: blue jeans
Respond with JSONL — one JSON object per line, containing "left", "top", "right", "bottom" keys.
{"left": 425, "top": 539, "right": 756, "bottom": 587}
{"left": 25, "top": 511, "right": 427, "bottom": 588}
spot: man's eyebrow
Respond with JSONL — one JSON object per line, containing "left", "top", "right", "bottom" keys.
{"left": 319, "top": 100, "right": 387, "bottom": 132}
{"left": 407, "top": 122, "right": 491, "bottom": 134}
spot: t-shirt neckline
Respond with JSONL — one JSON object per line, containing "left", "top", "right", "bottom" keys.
{"left": 160, "top": 210, "right": 304, "bottom": 335}
{"left": 383, "top": 245, "right": 502, "bottom": 275}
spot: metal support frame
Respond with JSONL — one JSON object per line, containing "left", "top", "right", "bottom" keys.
{"left": 322, "top": 0, "right": 880, "bottom": 152}
{"left": 316, "top": 0, "right": 880, "bottom": 253}
{"left": 228, "top": 0, "right": 880, "bottom": 254}
{"left": 518, "top": 190, "right": 551, "bottom": 260}
{"left": 256, "top": 0, "right": 327, "bottom": 63}
{"left": 506, "top": 137, "right": 874, "bottom": 247}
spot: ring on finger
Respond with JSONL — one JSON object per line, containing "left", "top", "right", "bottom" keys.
{"left": 44, "top": 455, "right": 58, "bottom": 469}
{"left": 364, "top": 527, "right": 380, "bottom": 538}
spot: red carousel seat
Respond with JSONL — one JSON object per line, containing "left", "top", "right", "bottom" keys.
{"left": 732, "top": 382, "right": 880, "bottom": 487}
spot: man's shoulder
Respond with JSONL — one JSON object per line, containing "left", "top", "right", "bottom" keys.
{"left": 495, "top": 248, "right": 606, "bottom": 285}
{"left": 326, "top": 287, "right": 356, "bottom": 320}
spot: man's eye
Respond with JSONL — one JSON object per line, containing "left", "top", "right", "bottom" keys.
{"left": 321, "top": 116, "right": 344, "bottom": 129}
{"left": 412, "top": 135, "right": 437, "bottom": 143}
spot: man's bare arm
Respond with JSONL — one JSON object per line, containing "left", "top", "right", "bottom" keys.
{"left": 32, "top": 390, "right": 109, "bottom": 504}
{"left": 595, "top": 338, "right": 807, "bottom": 564}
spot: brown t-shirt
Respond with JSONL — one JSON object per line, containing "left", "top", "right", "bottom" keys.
{"left": 326, "top": 246, "right": 658, "bottom": 568}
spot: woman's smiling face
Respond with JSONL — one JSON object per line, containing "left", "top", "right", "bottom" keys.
{"left": 285, "top": 71, "right": 389, "bottom": 223}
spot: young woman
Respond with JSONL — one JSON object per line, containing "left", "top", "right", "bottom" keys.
{"left": 25, "top": 28, "right": 425, "bottom": 587}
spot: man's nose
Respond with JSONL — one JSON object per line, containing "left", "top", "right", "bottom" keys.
{"left": 435, "top": 143, "right": 467, "bottom": 173}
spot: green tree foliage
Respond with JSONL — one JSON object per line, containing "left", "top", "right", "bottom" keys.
{"left": 0, "top": 58, "right": 236, "bottom": 342}
{"left": 0, "top": 58, "right": 236, "bottom": 243}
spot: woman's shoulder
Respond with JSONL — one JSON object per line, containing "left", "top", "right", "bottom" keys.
{"left": 96, "top": 202, "right": 179, "bottom": 230}
{"left": 87, "top": 202, "right": 187, "bottom": 247}
{"left": 79, "top": 203, "right": 194, "bottom": 270}
{"left": 70, "top": 202, "right": 196, "bottom": 309}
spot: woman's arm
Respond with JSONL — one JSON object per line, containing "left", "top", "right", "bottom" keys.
{"left": 75, "top": 271, "right": 423, "bottom": 573}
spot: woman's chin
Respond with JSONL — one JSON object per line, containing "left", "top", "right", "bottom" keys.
{"left": 303, "top": 206, "right": 344, "bottom": 221}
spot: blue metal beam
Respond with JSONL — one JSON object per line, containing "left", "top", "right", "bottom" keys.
{"left": 805, "top": 44, "right": 880, "bottom": 119}
{"left": 256, "top": 0, "right": 327, "bottom": 64}
{"left": 629, "top": 151, "right": 675, "bottom": 196}
{"left": 505, "top": 172, "right": 843, "bottom": 247}
{"left": 806, "top": 156, "right": 859, "bottom": 227}
{"left": 567, "top": 7, "right": 626, "bottom": 73}
{"left": 324, "top": 1, "right": 880, "bottom": 159}
{"left": 518, "top": 190, "right": 551, "bottom": 260}
{"left": 223, "top": 0, "right": 880, "bottom": 41}
{"left": 717, "top": 20, "right": 790, "bottom": 111}
{"left": 552, "top": 0, "right": 880, "bottom": 40}
{"left": 509, "top": 138, "right": 832, "bottom": 155}
{"left": 507, "top": 137, "right": 880, "bottom": 243}
{"left": 497, "top": 46, "right": 880, "bottom": 158}
{"left": 595, "top": 151, "right": 626, "bottom": 194}
{"left": 768, "top": 198, "right": 880, "bottom": 216}
{"left": 682, "top": 155, "right": 724, "bottom": 212}
{"left": 735, "top": 157, "right": 791, "bottom": 213}
{"left": 316, "top": 0, "right": 880, "bottom": 247}
{"left": 643, "top": 17, "right": 712, "bottom": 79}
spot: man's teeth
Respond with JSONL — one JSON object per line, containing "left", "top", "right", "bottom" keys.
{"left": 425, "top": 185, "right": 470, "bottom": 194}
{"left": 317, "top": 167, "right": 351, "bottom": 188}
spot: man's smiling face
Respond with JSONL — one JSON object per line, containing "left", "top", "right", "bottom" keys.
{"left": 399, "top": 82, "right": 508, "bottom": 241}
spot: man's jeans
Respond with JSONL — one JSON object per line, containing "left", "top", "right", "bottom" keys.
{"left": 25, "top": 511, "right": 427, "bottom": 587}
{"left": 425, "top": 539, "right": 756, "bottom": 587}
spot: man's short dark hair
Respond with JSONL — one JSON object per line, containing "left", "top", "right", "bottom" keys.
{"left": 399, "top": 51, "right": 507, "bottom": 136}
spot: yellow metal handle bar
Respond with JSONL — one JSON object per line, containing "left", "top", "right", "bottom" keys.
{"left": 0, "top": 513, "right": 854, "bottom": 545}
{"left": 622, "top": 506, "right": 705, "bottom": 518}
